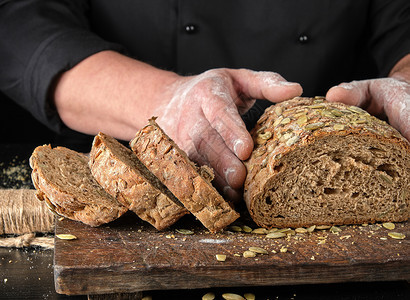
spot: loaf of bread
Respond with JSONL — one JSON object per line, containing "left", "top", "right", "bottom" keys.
{"left": 89, "top": 132, "right": 188, "bottom": 230}
{"left": 130, "top": 118, "right": 240, "bottom": 232}
{"left": 244, "top": 97, "right": 410, "bottom": 228}
{"left": 30, "top": 145, "right": 127, "bottom": 227}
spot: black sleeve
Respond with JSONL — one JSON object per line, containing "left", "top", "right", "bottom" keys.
{"left": 0, "top": 0, "right": 125, "bottom": 132}
{"left": 369, "top": 0, "right": 410, "bottom": 76}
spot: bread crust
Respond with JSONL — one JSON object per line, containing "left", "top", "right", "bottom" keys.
{"left": 130, "top": 118, "right": 239, "bottom": 232}
{"left": 30, "top": 145, "right": 127, "bottom": 227}
{"left": 89, "top": 133, "right": 188, "bottom": 230}
{"left": 244, "top": 97, "right": 410, "bottom": 228}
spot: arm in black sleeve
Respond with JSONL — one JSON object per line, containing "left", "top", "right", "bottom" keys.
{"left": 0, "top": 0, "right": 125, "bottom": 132}
{"left": 368, "top": 0, "right": 410, "bottom": 76}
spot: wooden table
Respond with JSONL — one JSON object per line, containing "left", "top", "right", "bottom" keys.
{"left": 54, "top": 212, "right": 410, "bottom": 298}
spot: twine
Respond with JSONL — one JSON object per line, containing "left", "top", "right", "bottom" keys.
{"left": 0, "top": 189, "right": 55, "bottom": 248}
{"left": 0, "top": 233, "right": 54, "bottom": 249}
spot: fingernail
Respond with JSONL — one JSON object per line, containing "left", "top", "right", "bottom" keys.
{"left": 224, "top": 167, "right": 236, "bottom": 185}
{"left": 338, "top": 83, "right": 354, "bottom": 90}
{"left": 233, "top": 139, "right": 244, "bottom": 156}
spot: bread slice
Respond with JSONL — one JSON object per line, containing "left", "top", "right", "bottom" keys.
{"left": 130, "top": 118, "right": 240, "bottom": 232}
{"left": 244, "top": 97, "right": 410, "bottom": 228}
{"left": 29, "top": 145, "right": 127, "bottom": 227}
{"left": 89, "top": 132, "right": 188, "bottom": 230}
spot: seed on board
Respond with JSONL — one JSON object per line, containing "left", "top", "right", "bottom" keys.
{"left": 382, "top": 222, "right": 395, "bottom": 230}
{"left": 388, "top": 232, "right": 405, "bottom": 240}
{"left": 56, "top": 234, "right": 77, "bottom": 240}
{"left": 295, "top": 227, "right": 308, "bottom": 234}
{"left": 216, "top": 254, "right": 227, "bottom": 262}
{"left": 252, "top": 228, "right": 268, "bottom": 234}
{"left": 229, "top": 225, "right": 243, "bottom": 232}
{"left": 202, "top": 292, "right": 216, "bottom": 300}
{"left": 243, "top": 250, "right": 257, "bottom": 258}
{"left": 176, "top": 229, "right": 194, "bottom": 235}
{"left": 241, "top": 225, "right": 253, "bottom": 233}
{"left": 306, "top": 225, "right": 316, "bottom": 232}
{"left": 266, "top": 232, "right": 286, "bottom": 239}
{"left": 330, "top": 226, "right": 342, "bottom": 233}
{"left": 249, "top": 247, "right": 268, "bottom": 254}
{"left": 222, "top": 293, "right": 246, "bottom": 300}
{"left": 316, "top": 225, "right": 331, "bottom": 230}
{"left": 306, "top": 122, "right": 325, "bottom": 131}
{"left": 244, "top": 293, "right": 256, "bottom": 300}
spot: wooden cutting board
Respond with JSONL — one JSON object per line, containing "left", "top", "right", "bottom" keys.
{"left": 54, "top": 213, "right": 410, "bottom": 296}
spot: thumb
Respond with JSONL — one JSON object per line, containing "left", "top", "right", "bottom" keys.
{"left": 326, "top": 80, "right": 370, "bottom": 107}
{"left": 226, "top": 69, "right": 303, "bottom": 102}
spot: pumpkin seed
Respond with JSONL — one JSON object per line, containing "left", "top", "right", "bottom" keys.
{"left": 56, "top": 234, "right": 77, "bottom": 240}
{"left": 379, "top": 174, "right": 393, "bottom": 184}
{"left": 274, "top": 106, "right": 283, "bottom": 116}
{"left": 222, "top": 293, "right": 246, "bottom": 300}
{"left": 388, "top": 232, "right": 405, "bottom": 240}
{"left": 348, "top": 106, "right": 367, "bottom": 114}
{"left": 306, "top": 225, "right": 316, "bottom": 232}
{"left": 266, "top": 232, "right": 286, "bottom": 239}
{"left": 306, "top": 122, "right": 325, "bottom": 131}
{"left": 330, "top": 226, "right": 342, "bottom": 233}
{"left": 331, "top": 109, "right": 343, "bottom": 117}
{"left": 249, "top": 247, "right": 268, "bottom": 254}
{"left": 176, "top": 229, "right": 194, "bottom": 235}
{"left": 295, "top": 227, "right": 308, "bottom": 233}
{"left": 241, "top": 225, "right": 253, "bottom": 233}
{"left": 286, "top": 135, "right": 300, "bottom": 147}
{"left": 216, "top": 254, "right": 227, "bottom": 262}
{"left": 308, "top": 104, "right": 326, "bottom": 109}
{"left": 296, "top": 115, "right": 308, "bottom": 125}
{"left": 333, "top": 124, "right": 345, "bottom": 131}
{"left": 281, "top": 117, "right": 291, "bottom": 125}
{"left": 252, "top": 228, "right": 268, "bottom": 234}
{"left": 244, "top": 293, "right": 256, "bottom": 300}
{"left": 202, "top": 292, "right": 216, "bottom": 300}
{"left": 382, "top": 222, "right": 395, "bottom": 230}
{"left": 229, "top": 225, "right": 243, "bottom": 232}
{"left": 273, "top": 116, "right": 284, "bottom": 127}
{"left": 316, "top": 225, "right": 331, "bottom": 230}
{"left": 243, "top": 250, "right": 257, "bottom": 258}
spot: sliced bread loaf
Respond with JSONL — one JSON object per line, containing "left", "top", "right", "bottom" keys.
{"left": 244, "top": 97, "right": 410, "bottom": 228}
{"left": 130, "top": 118, "right": 240, "bottom": 232}
{"left": 89, "top": 132, "right": 188, "bottom": 230}
{"left": 30, "top": 145, "right": 127, "bottom": 227}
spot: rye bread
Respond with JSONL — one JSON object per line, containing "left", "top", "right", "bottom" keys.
{"left": 130, "top": 118, "right": 240, "bottom": 232}
{"left": 29, "top": 145, "right": 127, "bottom": 227}
{"left": 244, "top": 97, "right": 410, "bottom": 228}
{"left": 89, "top": 132, "right": 188, "bottom": 230}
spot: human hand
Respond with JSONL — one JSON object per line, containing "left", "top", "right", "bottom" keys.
{"left": 154, "top": 68, "right": 302, "bottom": 201}
{"left": 326, "top": 77, "right": 410, "bottom": 141}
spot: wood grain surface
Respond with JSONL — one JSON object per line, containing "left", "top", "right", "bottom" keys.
{"left": 54, "top": 213, "right": 409, "bottom": 296}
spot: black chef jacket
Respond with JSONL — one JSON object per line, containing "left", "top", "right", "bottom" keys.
{"left": 0, "top": 0, "right": 409, "bottom": 144}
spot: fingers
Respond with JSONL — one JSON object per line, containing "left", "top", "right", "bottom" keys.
{"left": 188, "top": 117, "right": 247, "bottom": 191}
{"left": 326, "top": 80, "right": 384, "bottom": 116}
{"left": 326, "top": 78, "right": 410, "bottom": 141}
{"left": 226, "top": 69, "right": 303, "bottom": 103}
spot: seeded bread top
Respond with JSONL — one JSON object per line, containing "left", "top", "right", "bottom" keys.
{"left": 245, "top": 97, "right": 410, "bottom": 187}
